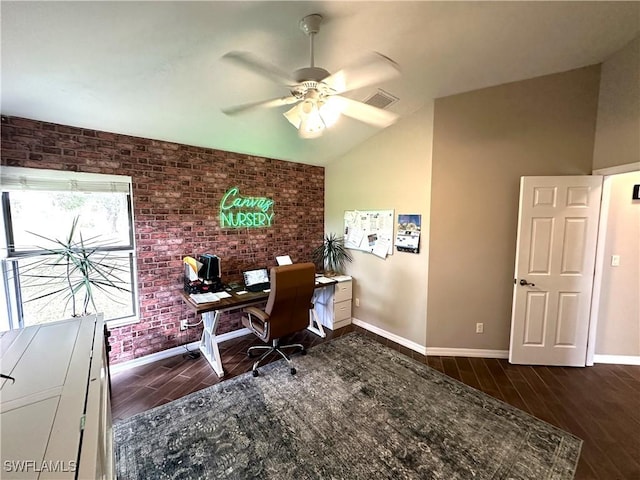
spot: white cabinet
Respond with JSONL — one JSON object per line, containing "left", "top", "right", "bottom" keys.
{"left": 0, "top": 315, "right": 114, "bottom": 479}
{"left": 315, "top": 277, "right": 353, "bottom": 330}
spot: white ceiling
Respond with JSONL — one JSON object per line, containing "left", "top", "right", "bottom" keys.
{"left": 2, "top": 1, "right": 639, "bottom": 166}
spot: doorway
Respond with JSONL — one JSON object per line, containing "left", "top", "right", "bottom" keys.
{"left": 587, "top": 165, "right": 640, "bottom": 366}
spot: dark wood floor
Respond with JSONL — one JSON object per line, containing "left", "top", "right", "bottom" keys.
{"left": 111, "top": 325, "right": 639, "bottom": 480}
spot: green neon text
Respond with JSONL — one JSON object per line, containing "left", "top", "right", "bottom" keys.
{"left": 220, "top": 187, "right": 274, "bottom": 228}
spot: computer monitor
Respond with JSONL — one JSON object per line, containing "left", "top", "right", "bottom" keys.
{"left": 198, "top": 254, "right": 221, "bottom": 282}
{"left": 242, "top": 268, "right": 270, "bottom": 292}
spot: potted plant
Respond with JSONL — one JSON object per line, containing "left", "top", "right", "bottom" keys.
{"left": 19, "top": 216, "right": 131, "bottom": 318}
{"left": 312, "top": 233, "right": 353, "bottom": 276}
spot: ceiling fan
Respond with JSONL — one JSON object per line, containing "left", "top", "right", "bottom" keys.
{"left": 221, "top": 14, "right": 400, "bottom": 139}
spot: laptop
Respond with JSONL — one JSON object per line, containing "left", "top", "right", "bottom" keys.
{"left": 242, "top": 267, "right": 271, "bottom": 292}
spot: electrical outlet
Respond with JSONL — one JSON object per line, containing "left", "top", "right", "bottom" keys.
{"left": 355, "top": 298, "right": 360, "bottom": 307}
{"left": 180, "top": 320, "right": 188, "bottom": 331}
{"left": 476, "top": 323, "right": 484, "bottom": 334}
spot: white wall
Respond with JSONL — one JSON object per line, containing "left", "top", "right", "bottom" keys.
{"left": 428, "top": 66, "right": 600, "bottom": 351}
{"left": 591, "top": 36, "right": 640, "bottom": 358}
{"left": 593, "top": 36, "right": 640, "bottom": 170}
{"left": 325, "top": 105, "right": 434, "bottom": 348}
{"left": 595, "top": 171, "right": 640, "bottom": 356}
{"left": 324, "top": 36, "right": 637, "bottom": 355}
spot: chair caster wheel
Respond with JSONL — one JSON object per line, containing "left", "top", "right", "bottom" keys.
{"left": 252, "top": 370, "right": 259, "bottom": 377}
{"left": 290, "top": 367, "right": 297, "bottom": 375}
{"left": 300, "top": 349, "right": 307, "bottom": 356}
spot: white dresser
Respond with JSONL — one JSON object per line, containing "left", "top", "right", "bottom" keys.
{"left": 315, "top": 276, "right": 353, "bottom": 330}
{"left": 0, "top": 315, "right": 114, "bottom": 479}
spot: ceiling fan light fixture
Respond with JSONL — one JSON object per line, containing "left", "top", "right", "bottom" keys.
{"left": 299, "top": 101, "right": 325, "bottom": 138}
{"left": 283, "top": 102, "right": 325, "bottom": 138}
{"left": 283, "top": 90, "right": 331, "bottom": 138}
{"left": 318, "top": 96, "right": 346, "bottom": 128}
{"left": 300, "top": 99, "right": 315, "bottom": 116}
{"left": 299, "top": 115, "right": 324, "bottom": 139}
{"left": 283, "top": 104, "right": 302, "bottom": 129}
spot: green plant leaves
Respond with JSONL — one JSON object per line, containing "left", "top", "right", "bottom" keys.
{"left": 312, "top": 233, "right": 353, "bottom": 275}
{"left": 20, "top": 216, "right": 130, "bottom": 317}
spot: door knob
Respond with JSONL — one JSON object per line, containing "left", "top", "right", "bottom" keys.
{"left": 519, "top": 279, "right": 535, "bottom": 287}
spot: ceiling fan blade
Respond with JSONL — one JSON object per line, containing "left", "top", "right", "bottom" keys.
{"left": 222, "top": 51, "right": 297, "bottom": 86}
{"left": 335, "top": 95, "right": 399, "bottom": 128}
{"left": 322, "top": 52, "right": 400, "bottom": 94}
{"left": 222, "top": 96, "right": 299, "bottom": 116}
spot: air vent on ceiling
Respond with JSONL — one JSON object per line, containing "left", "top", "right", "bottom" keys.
{"left": 363, "top": 89, "right": 398, "bottom": 109}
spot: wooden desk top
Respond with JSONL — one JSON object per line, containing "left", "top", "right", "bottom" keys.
{"left": 180, "top": 289, "right": 269, "bottom": 314}
{"left": 180, "top": 278, "right": 339, "bottom": 314}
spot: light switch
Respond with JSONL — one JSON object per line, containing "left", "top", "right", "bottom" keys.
{"left": 611, "top": 255, "right": 620, "bottom": 267}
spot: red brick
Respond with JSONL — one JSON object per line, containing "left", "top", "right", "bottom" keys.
{"left": 2, "top": 115, "right": 324, "bottom": 365}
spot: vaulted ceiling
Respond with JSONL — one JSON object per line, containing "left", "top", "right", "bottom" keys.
{"left": 2, "top": 1, "right": 639, "bottom": 166}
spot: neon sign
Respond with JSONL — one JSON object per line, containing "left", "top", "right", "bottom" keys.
{"left": 220, "top": 186, "right": 274, "bottom": 228}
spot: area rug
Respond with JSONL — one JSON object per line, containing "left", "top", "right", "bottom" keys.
{"left": 114, "top": 332, "right": 582, "bottom": 479}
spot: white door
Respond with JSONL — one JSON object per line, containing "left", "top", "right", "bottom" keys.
{"left": 509, "top": 176, "right": 602, "bottom": 366}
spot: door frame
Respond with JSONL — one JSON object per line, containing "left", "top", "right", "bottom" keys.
{"left": 586, "top": 162, "right": 640, "bottom": 366}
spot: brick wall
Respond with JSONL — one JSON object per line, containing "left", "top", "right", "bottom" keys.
{"left": 0, "top": 115, "right": 325, "bottom": 363}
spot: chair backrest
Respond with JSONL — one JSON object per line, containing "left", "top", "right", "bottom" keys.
{"left": 263, "top": 262, "right": 316, "bottom": 340}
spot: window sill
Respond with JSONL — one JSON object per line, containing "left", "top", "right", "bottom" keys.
{"left": 107, "top": 316, "right": 140, "bottom": 328}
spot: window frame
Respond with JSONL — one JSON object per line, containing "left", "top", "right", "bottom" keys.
{"left": 0, "top": 167, "right": 139, "bottom": 329}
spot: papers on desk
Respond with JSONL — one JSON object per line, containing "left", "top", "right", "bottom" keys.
{"left": 276, "top": 255, "right": 292, "bottom": 266}
{"left": 315, "top": 276, "right": 335, "bottom": 284}
{"left": 183, "top": 256, "right": 202, "bottom": 281}
{"left": 332, "top": 275, "right": 352, "bottom": 282}
{"left": 189, "top": 291, "right": 231, "bottom": 304}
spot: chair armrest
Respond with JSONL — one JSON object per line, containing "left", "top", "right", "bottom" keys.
{"left": 243, "top": 307, "right": 270, "bottom": 340}
{"left": 244, "top": 306, "right": 269, "bottom": 322}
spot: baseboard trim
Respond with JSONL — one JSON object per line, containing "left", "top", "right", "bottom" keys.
{"left": 425, "top": 347, "right": 509, "bottom": 359}
{"left": 110, "top": 327, "right": 252, "bottom": 374}
{"left": 352, "top": 318, "right": 427, "bottom": 355}
{"left": 111, "top": 322, "right": 639, "bottom": 373}
{"left": 593, "top": 354, "right": 640, "bottom": 366}
{"left": 351, "top": 318, "right": 509, "bottom": 359}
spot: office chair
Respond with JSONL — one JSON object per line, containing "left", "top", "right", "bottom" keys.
{"left": 242, "top": 262, "right": 316, "bottom": 376}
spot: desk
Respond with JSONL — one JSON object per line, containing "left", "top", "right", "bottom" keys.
{"left": 180, "top": 279, "right": 337, "bottom": 377}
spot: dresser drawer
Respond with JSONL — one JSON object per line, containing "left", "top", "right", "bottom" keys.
{"left": 334, "top": 299, "right": 352, "bottom": 322}
{"left": 334, "top": 281, "right": 352, "bottom": 303}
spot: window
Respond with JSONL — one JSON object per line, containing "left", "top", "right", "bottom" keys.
{"left": 1, "top": 167, "right": 138, "bottom": 329}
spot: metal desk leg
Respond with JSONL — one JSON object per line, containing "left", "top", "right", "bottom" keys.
{"left": 199, "top": 310, "right": 225, "bottom": 377}
{"left": 308, "top": 287, "right": 327, "bottom": 338}
{"left": 307, "top": 305, "right": 326, "bottom": 338}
